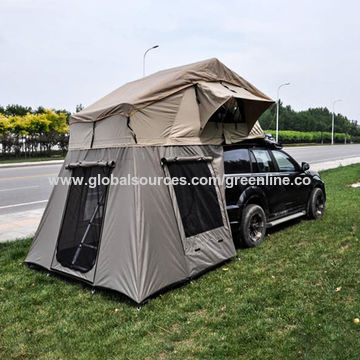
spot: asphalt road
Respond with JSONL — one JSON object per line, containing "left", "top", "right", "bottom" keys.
{"left": 0, "top": 144, "right": 359, "bottom": 215}
{"left": 285, "top": 143, "right": 360, "bottom": 164}
{"left": 0, "top": 164, "right": 61, "bottom": 215}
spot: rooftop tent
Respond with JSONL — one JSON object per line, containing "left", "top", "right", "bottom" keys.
{"left": 26, "top": 58, "right": 274, "bottom": 304}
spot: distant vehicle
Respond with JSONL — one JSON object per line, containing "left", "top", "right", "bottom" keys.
{"left": 224, "top": 138, "right": 326, "bottom": 247}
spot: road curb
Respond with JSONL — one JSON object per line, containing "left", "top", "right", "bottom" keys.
{"left": 0, "top": 160, "right": 64, "bottom": 169}
{"left": 311, "top": 157, "right": 360, "bottom": 172}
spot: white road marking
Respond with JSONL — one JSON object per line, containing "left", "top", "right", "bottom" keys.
{"left": 0, "top": 185, "right": 40, "bottom": 192}
{"left": 0, "top": 173, "right": 57, "bottom": 181}
{"left": 0, "top": 200, "right": 48, "bottom": 210}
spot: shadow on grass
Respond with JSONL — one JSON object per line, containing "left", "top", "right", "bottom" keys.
{"left": 232, "top": 215, "right": 309, "bottom": 249}
{"left": 26, "top": 255, "right": 233, "bottom": 307}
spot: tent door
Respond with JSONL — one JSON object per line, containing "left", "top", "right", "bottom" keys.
{"left": 51, "top": 164, "right": 112, "bottom": 278}
{"left": 162, "top": 157, "right": 227, "bottom": 256}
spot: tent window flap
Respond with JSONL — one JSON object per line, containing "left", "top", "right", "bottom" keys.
{"left": 166, "top": 160, "right": 224, "bottom": 237}
{"left": 56, "top": 166, "right": 111, "bottom": 273}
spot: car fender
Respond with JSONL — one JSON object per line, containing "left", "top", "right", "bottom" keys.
{"left": 237, "top": 186, "right": 269, "bottom": 218}
{"left": 306, "top": 171, "right": 326, "bottom": 201}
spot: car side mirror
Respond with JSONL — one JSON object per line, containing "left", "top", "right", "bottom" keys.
{"left": 301, "top": 162, "right": 310, "bottom": 171}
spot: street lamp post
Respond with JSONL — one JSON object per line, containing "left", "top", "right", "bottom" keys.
{"left": 276, "top": 82, "right": 290, "bottom": 143}
{"left": 331, "top": 99, "right": 342, "bottom": 145}
{"left": 143, "top": 45, "right": 159, "bottom": 77}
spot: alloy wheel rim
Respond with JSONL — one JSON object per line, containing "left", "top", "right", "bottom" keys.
{"left": 315, "top": 193, "right": 324, "bottom": 216}
{"left": 248, "top": 214, "right": 264, "bottom": 242}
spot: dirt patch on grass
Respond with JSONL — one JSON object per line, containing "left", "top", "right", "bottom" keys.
{"left": 189, "top": 309, "right": 207, "bottom": 318}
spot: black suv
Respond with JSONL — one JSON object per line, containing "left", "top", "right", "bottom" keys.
{"left": 224, "top": 139, "right": 326, "bottom": 247}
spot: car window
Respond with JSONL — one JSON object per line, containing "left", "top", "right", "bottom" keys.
{"left": 249, "top": 151, "right": 259, "bottom": 172}
{"left": 224, "top": 149, "right": 250, "bottom": 174}
{"left": 272, "top": 150, "right": 297, "bottom": 172}
{"left": 251, "top": 149, "right": 275, "bottom": 172}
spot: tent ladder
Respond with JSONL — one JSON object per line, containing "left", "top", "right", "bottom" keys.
{"left": 71, "top": 191, "right": 105, "bottom": 266}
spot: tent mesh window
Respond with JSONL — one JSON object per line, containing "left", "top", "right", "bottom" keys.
{"left": 167, "top": 160, "right": 224, "bottom": 237}
{"left": 56, "top": 166, "right": 111, "bottom": 273}
{"left": 208, "top": 98, "right": 246, "bottom": 124}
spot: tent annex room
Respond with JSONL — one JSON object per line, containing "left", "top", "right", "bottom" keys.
{"left": 25, "top": 58, "right": 274, "bottom": 304}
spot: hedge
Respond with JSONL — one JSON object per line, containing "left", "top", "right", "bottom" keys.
{"left": 0, "top": 110, "right": 69, "bottom": 157}
{"left": 264, "top": 130, "right": 360, "bottom": 144}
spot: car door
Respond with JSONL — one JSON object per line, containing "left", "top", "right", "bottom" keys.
{"left": 223, "top": 147, "right": 252, "bottom": 223}
{"left": 250, "top": 148, "right": 283, "bottom": 216}
{"left": 224, "top": 148, "right": 251, "bottom": 203}
{"left": 270, "top": 149, "right": 304, "bottom": 211}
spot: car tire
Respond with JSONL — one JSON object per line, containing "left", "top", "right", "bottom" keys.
{"left": 307, "top": 187, "right": 325, "bottom": 219}
{"left": 240, "top": 204, "right": 266, "bottom": 248}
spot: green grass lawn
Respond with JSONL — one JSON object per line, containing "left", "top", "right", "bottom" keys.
{"left": 1, "top": 165, "right": 360, "bottom": 360}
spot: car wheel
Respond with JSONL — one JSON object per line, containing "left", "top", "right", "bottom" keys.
{"left": 240, "top": 204, "right": 266, "bottom": 248}
{"left": 307, "top": 187, "right": 325, "bottom": 219}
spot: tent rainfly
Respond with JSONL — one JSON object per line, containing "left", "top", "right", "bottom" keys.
{"left": 26, "top": 58, "right": 274, "bottom": 303}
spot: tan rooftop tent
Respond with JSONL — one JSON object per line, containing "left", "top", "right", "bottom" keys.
{"left": 26, "top": 58, "right": 274, "bottom": 303}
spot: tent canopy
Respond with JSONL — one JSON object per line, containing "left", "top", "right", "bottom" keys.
{"left": 70, "top": 58, "right": 273, "bottom": 123}
{"left": 69, "top": 58, "right": 274, "bottom": 148}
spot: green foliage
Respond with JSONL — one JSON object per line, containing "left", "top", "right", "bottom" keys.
{"left": 260, "top": 103, "right": 360, "bottom": 141}
{"left": 264, "top": 130, "right": 359, "bottom": 144}
{"left": 0, "top": 109, "right": 69, "bottom": 156}
{"left": 76, "top": 104, "right": 84, "bottom": 113}
{"left": 0, "top": 104, "right": 33, "bottom": 116}
{"left": 0, "top": 104, "right": 71, "bottom": 119}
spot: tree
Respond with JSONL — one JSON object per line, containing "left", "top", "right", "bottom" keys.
{"left": 4, "top": 104, "right": 32, "bottom": 116}
{"left": 0, "top": 109, "right": 69, "bottom": 157}
{"left": 76, "top": 104, "right": 84, "bottom": 113}
{"left": 259, "top": 103, "right": 360, "bottom": 138}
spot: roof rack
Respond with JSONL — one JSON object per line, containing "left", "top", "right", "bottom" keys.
{"left": 224, "top": 136, "right": 283, "bottom": 149}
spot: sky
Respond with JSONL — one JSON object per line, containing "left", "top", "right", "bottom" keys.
{"left": 0, "top": 0, "right": 359, "bottom": 121}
